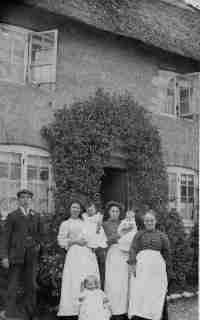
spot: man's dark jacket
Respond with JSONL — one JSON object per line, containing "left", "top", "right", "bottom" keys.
{"left": 2, "top": 208, "right": 43, "bottom": 264}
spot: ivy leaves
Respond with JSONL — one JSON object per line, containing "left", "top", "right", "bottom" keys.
{"left": 42, "top": 88, "right": 168, "bottom": 217}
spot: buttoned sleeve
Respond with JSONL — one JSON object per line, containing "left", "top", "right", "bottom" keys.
{"left": 57, "top": 221, "right": 70, "bottom": 250}
{"left": 128, "top": 230, "right": 143, "bottom": 265}
{"left": 160, "top": 231, "right": 172, "bottom": 279}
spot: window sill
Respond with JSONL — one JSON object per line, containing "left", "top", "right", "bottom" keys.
{"left": 153, "top": 111, "right": 195, "bottom": 122}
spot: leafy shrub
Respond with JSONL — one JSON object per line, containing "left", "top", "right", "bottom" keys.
{"left": 41, "top": 89, "right": 168, "bottom": 221}
{"left": 158, "top": 208, "right": 193, "bottom": 293}
{"left": 37, "top": 215, "right": 64, "bottom": 311}
{"left": 187, "top": 222, "right": 199, "bottom": 287}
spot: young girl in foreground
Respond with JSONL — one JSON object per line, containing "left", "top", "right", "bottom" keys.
{"left": 78, "top": 275, "right": 111, "bottom": 320}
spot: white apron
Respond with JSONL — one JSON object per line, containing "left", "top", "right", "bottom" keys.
{"left": 105, "top": 244, "right": 129, "bottom": 315}
{"left": 58, "top": 244, "right": 100, "bottom": 316}
{"left": 128, "top": 250, "right": 168, "bottom": 320}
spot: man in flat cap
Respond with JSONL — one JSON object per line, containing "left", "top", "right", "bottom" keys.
{"left": 1, "top": 189, "right": 43, "bottom": 320}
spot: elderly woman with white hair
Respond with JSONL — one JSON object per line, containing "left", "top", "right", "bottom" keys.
{"left": 128, "top": 210, "right": 171, "bottom": 320}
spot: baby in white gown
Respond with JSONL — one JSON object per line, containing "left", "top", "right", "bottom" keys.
{"left": 78, "top": 275, "right": 111, "bottom": 320}
{"left": 117, "top": 210, "right": 137, "bottom": 252}
{"left": 82, "top": 204, "right": 107, "bottom": 249}
{"left": 82, "top": 203, "right": 107, "bottom": 289}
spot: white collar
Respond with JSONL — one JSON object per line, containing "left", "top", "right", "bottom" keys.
{"left": 20, "top": 207, "right": 33, "bottom": 216}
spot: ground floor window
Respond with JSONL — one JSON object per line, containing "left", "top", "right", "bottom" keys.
{"left": 0, "top": 145, "right": 54, "bottom": 219}
{"left": 167, "top": 166, "right": 198, "bottom": 228}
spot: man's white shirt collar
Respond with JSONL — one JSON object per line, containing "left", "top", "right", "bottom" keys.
{"left": 20, "top": 207, "right": 33, "bottom": 216}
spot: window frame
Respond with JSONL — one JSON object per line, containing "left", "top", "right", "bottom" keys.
{"left": 165, "top": 73, "right": 200, "bottom": 119}
{"left": 0, "top": 145, "right": 53, "bottom": 215}
{"left": 27, "top": 29, "right": 58, "bottom": 89}
{"left": 0, "top": 23, "right": 29, "bottom": 84}
{"left": 0, "top": 23, "right": 58, "bottom": 89}
{"left": 167, "top": 166, "right": 198, "bottom": 228}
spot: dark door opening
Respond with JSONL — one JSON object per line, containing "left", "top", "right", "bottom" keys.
{"left": 100, "top": 167, "right": 128, "bottom": 211}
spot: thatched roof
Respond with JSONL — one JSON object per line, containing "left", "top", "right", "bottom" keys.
{"left": 17, "top": 0, "right": 200, "bottom": 61}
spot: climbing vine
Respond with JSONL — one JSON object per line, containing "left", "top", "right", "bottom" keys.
{"left": 41, "top": 89, "right": 168, "bottom": 220}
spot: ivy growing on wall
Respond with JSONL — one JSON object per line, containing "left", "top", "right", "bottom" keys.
{"left": 41, "top": 89, "right": 168, "bottom": 219}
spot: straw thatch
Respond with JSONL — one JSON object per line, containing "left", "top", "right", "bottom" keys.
{"left": 21, "top": 0, "right": 200, "bottom": 61}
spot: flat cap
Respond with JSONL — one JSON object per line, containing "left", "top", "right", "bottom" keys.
{"left": 17, "top": 189, "right": 34, "bottom": 198}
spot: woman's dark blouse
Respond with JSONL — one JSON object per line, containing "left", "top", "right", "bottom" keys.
{"left": 129, "top": 229, "right": 172, "bottom": 276}
{"left": 103, "top": 220, "right": 120, "bottom": 246}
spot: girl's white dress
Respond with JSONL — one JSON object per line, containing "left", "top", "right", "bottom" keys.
{"left": 57, "top": 218, "right": 100, "bottom": 316}
{"left": 78, "top": 289, "right": 111, "bottom": 320}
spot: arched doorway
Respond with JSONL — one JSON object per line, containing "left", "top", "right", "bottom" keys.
{"left": 100, "top": 167, "right": 128, "bottom": 211}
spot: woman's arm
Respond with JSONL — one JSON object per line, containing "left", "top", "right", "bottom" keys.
{"left": 128, "top": 231, "right": 142, "bottom": 265}
{"left": 161, "top": 232, "right": 173, "bottom": 280}
{"left": 57, "top": 221, "right": 71, "bottom": 250}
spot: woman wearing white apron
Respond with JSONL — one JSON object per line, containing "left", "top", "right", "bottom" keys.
{"left": 57, "top": 201, "right": 100, "bottom": 320}
{"left": 103, "top": 201, "right": 129, "bottom": 320}
{"left": 128, "top": 210, "right": 171, "bottom": 320}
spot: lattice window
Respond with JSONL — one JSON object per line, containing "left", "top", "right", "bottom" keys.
{"left": 0, "top": 146, "right": 54, "bottom": 219}
{"left": 165, "top": 73, "right": 199, "bottom": 118}
{"left": 167, "top": 167, "right": 197, "bottom": 224}
{"left": 0, "top": 24, "right": 28, "bottom": 83}
{"left": 0, "top": 24, "right": 58, "bottom": 90}
{"left": 28, "top": 30, "right": 58, "bottom": 90}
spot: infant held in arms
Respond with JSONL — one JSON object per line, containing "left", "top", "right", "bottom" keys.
{"left": 117, "top": 210, "right": 137, "bottom": 252}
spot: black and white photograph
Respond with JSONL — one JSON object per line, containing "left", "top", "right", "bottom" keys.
{"left": 0, "top": 1, "right": 199, "bottom": 320}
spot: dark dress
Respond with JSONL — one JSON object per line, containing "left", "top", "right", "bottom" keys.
{"left": 128, "top": 230, "right": 171, "bottom": 320}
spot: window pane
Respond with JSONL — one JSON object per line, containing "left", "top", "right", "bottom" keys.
{"left": 180, "top": 87, "right": 190, "bottom": 115}
{"left": 166, "top": 88, "right": 175, "bottom": 114}
{"left": 181, "top": 186, "right": 187, "bottom": 202}
{"left": 188, "top": 175, "right": 194, "bottom": 186}
{"left": 27, "top": 154, "right": 51, "bottom": 214}
{"left": 29, "top": 30, "right": 57, "bottom": 86}
{"left": 188, "top": 187, "right": 194, "bottom": 202}
{"left": 10, "top": 163, "right": 21, "bottom": 180}
{"left": 40, "top": 167, "right": 49, "bottom": 181}
{"left": 27, "top": 165, "right": 37, "bottom": 180}
{"left": 31, "top": 65, "right": 54, "bottom": 83}
{"left": 0, "top": 27, "right": 11, "bottom": 63}
{"left": 168, "top": 173, "right": 177, "bottom": 200}
{"left": 13, "top": 38, "right": 26, "bottom": 62}
{"left": 0, "top": 162, "right": 8, "bottom": 178}
{"left": 181, "top": 174, "right": 187, "bottom": 184}
{"left": 165, "top": 78, "right": 176, "bottom": 115}
{"left": 0, "top": 24, "right": 27, "bottom": 83}
{"left": 0, "top": 151, "right": 21, "bottom": 219}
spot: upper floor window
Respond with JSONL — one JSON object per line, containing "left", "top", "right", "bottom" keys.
{"left": 0, "top": 145, "right": 54, "bottom": 219}
{"left": 165, "top": 73, "right": 199, "bottom": 119}
{"left": 0, "top": 24, "right": 58, "bottom": 90}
